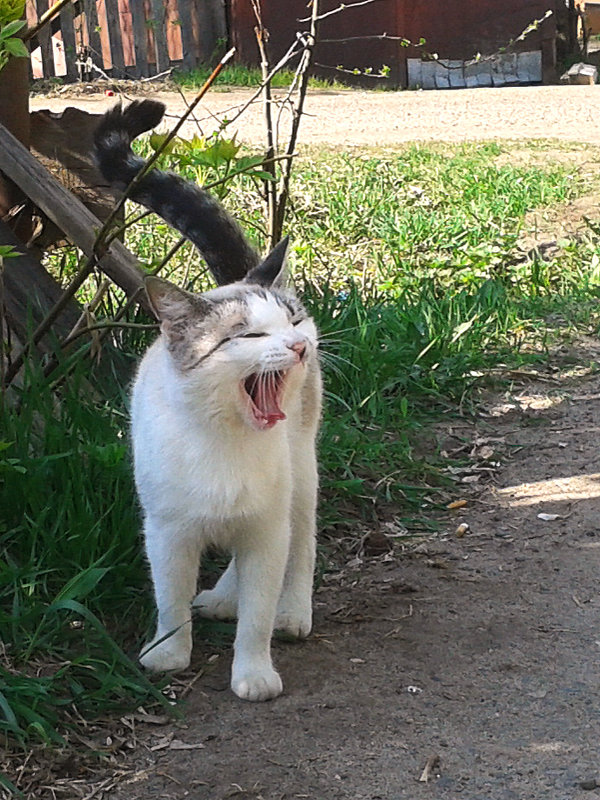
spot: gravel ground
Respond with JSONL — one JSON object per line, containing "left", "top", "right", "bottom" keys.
{"left": 29, "top": 84, "right": 600, "bottom": 147}
{"left": 13, "top": 84, "right": 600, "bottom": 800}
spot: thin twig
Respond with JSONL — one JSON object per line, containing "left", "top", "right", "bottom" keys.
{"left": 318, "top": 34, "right": 412, "bottom": 44}
{"left": 62, "top": 321, "right": 158, "bottom": 347}
{"left": 213, "top": 37, "right": 305, "bottom": 135}
{"left": 273, "top": 1, "right": 320, "bottom": 242}
{"left": 251, "top": 0, "right": 278, "bottom": 246}
{"left": 23, "top": 0, "right": 73, "bottom": 42}
{"left": 298, "top": 0, "right": 382, "bottom": 23}
{"left": 4, "top": 49, "right": 236, "bottom": 387}
{"left": 95, "top": 47, "right": 237, "bottom": 257}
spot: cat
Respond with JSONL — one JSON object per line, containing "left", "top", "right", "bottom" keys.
{"left": 94, "top": 101, "right": 322, "bottom": 701}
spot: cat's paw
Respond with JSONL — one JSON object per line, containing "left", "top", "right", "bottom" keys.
{"left": 275, "top": 606, "right": 312, "bottom": 639}
{"left": 193, "top": 589, "right": 237, "bottom": 620}
{"left": 139, "top": 637, "right": 191, "bottom": 673}
{"left": 231, "top": 666, "right": 283, "bottom": 702}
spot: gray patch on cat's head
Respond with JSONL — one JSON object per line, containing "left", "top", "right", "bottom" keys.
{"left": 146, "top": 276, "right": 312, "bottom": 372}
{"left": 146, "top": 277, "right": 250, "bottom": 370}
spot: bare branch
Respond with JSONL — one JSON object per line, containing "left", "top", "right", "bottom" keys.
{"left": 272, "top": 2, "right": 320, "bottom": 242}
{"left": 318, "top": 34, "right": 411, "bottom": 44}
{"left": 252, "top": 0, "right": 278, "bottom": 247}
{"left": 4, "top": 49, "right": 236, "bottom": 387}
{"left": 298, "top": 0, "right": 383, "bottom": 24}
{"left": 62, "top": 320, "right": 158, "bottom": 348}
{"left": 96, "top": 47, "right": 237, "bottom": 255}
{"left": 23, "top": 0, "right": 73, "bottom": 43}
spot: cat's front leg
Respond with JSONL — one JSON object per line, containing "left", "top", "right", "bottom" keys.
{"left": 193, "top": 557, "right": 238, "bottom": 620}
{"left": 276, "top": 443, "right": 318, "bottom": 639}
{"left": 231, "top": 515, "right": 290, "bottom": 701}
{"left": 140, "top": 518, "right": 200, "bottom": 673}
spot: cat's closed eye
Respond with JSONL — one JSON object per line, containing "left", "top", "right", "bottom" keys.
{"left": 241, "top": 332, "right": 267, "bottom": 338}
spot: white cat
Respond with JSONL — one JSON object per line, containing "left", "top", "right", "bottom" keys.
{"left": 132, "top": 244, "right": 321, "bottom": 701}
{"left": 94, "top": 100, "right": 321, "bottom": 701}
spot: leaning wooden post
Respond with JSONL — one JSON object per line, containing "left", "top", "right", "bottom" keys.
{"left": 0, "top": 15, "right": 31, "bottom": 242}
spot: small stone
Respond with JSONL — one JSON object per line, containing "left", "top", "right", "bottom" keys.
{"left": 580, "top": 779, "right": 599, "bottom": 790}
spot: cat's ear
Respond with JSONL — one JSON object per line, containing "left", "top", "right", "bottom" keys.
{"left": 244, "top": 236, "right": 290, "bottom": 288}
{"left": 145, "top": 276, "right": 210, "bottom": 324}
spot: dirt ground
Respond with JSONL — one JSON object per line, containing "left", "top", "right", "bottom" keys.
{"left": 14, "top": 86, "right": 600, "bottom": 798}
{"left": 28, "top": 83, "right": 600, "bottom": 147}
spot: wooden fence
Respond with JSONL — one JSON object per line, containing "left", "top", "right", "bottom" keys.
{"left": 25, "top": 0, "right": 226, "bottom": 81}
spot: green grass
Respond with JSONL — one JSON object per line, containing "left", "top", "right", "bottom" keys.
{"left": 172, "top": 63, "right": 344, "bottom": 91}
{"left": 0, "top": 365, "right": 171, "bottom": 750}
{"left": 6, "top": 138, "right": 600, "bottom": 753}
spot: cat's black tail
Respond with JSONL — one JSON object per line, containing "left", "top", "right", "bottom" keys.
{"left": 93, "top": 100, "right": 259, "bottom": 285}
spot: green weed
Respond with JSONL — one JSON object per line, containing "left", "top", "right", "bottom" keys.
{"left": 7, "top": 137, "right": 600, "bottom": 750}
{"left": 171, "top": 63, "right": 344, "bottom": 91}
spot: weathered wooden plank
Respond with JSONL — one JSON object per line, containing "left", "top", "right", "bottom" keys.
{"left": 83, "top": 0, "right": 103, "bottom": 72}
{"left": 36, "top": 0, "right": 56, "bottom": 78}
{"left": 59, "top": 0, "right": 79, "bottom": 82}
{"left": 0, "top": 121, "right": 147, "bottom": 305}
{"left": 0, "top": 219, "right": 81, "bottom": 351}
{"left": 194, "top": 0, "right": 226, "bottom": 63}
{"left": 130, "top": 0, "right": 149, "bottom": 76}
{"left": 149, "top": 0, "right": 170, "bottom": 72}
{"left": 176, "top": 0, "right": 197, "bottom": 69}
{"left": 104, "top": 0, "right": 126, "bottom": 76}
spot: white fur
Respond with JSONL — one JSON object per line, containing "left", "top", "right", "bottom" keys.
{"left": 133, "top": 287, "right": 321, "bottom": 701}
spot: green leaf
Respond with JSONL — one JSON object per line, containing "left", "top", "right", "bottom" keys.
{"left": 149, "top": 132, "right": 178, "bottom": 154}
{"left": 0, "top": 19, "right": 25, "bottom": 38}
{"left": 248, "top": 169, "right": 277, "bottom": 182}
{"left": 3, "top": 36, "right": 28, "bottom": 58}
{"left": 54, "top": 567, "right": 110, "bottom": 603}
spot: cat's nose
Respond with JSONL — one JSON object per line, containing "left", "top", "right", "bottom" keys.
{"left": 288, "top": 341, "right": 307, "bottom": 361}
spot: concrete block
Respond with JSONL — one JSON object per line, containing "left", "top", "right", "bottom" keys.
{"left": 491, "top": 58, "right": 506, "bottom": 86}
{"left": 420, "top": 60, "right": 437, "bottom": 89}
{"left": 445, "top": 59, "right": 466, "bottom": 88}
{"left": 406, "top": 58, "right": 421, "bottom": 89}
{"left": 565, "top": 62, "right": 598, "bottom": 84}
{"left": 464, "top": 61, "right": 479, "bottom": 88}
{"left": 435, "top": 61, "right": 450, "bottom": 89}
{"left": 476, "top": 62, "right": 493, "bottom": 87}
{"left": 516, "top": 51, "right": 542, "bottom": 83}
{"left": 500, "top": 53, "right": 518, "bottom": 84}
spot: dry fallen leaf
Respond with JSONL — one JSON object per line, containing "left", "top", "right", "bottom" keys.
{"left": 169, "top": 739, "right": 205, "bottom": 751}
{"left": 447, "top": 499, "right": 467, "bottom": 510}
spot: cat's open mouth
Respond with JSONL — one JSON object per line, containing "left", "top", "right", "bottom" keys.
{"left": 242, "top": 370, "right": 287, "bottom": 430}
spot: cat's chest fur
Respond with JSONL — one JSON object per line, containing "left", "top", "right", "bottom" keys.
{"left": 131, "top": 338, "right": 298, "bottom": 524}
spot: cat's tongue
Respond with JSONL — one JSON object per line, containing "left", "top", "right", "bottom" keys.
{"left": 254, "top": 377, "right": 286, "bottom": 428}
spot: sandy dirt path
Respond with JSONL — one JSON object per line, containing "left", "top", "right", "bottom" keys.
{"left": 30, "top": 84, "right": 600, "bottom": 146}
{"left": 18, "top": 85, "right": 600, "bottom": 800}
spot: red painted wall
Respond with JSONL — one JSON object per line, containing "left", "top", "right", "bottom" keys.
{"left": 229, "top": 0, "right": 557, "bottom": 86}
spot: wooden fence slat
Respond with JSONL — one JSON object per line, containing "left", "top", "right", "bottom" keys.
{"left": 36, "top": 0, "right": 55, "bottom": 78}
{"left": 59, "top": 1, "right": 79, "bottom": 82}
{"left": 104, "top": 0, "right": 126, "bottom": 77}
{"left": 176, "top": 0, "right": 197, "bottom": 70}
{"left": 29, "top": 0, "right": 226, "bottom": 82}
{"left": 83, "top": 0, "right": 103, "bottom": 70}
{"left": 130, "top": 0, "right": 149, "bottom": 77}
{"left": 0, "top": 121, "right": 147, "bottom": 305}
{"left": 149, "top": 0, "right": 170, "bottom": 73}
{"left": 196, "top": 0, "right": 226, "bottom": 63}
